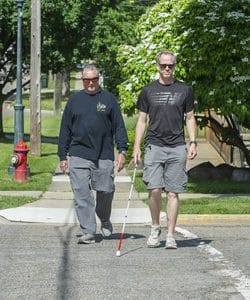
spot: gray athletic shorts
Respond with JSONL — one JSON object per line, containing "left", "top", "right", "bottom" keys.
{"left": 69, "top": 157, "right": 115, "bottom": 192}
{"left": 143, "top": 144, "right": 188, "bottom": 193}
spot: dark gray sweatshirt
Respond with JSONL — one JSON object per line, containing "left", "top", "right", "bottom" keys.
{"left": 58, "top": 89, "right": 128, "bottom": 161}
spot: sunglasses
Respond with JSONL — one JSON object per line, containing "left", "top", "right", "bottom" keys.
{"left": 82, "top": 77, "right": 99, "bottom": 84}
{"left": 159, "top": 64, "right": 175, "bottom": 69}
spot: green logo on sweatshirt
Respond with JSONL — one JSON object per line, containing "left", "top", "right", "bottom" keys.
{"left": 96, "top": 102, "right": 106, "bottom": 112}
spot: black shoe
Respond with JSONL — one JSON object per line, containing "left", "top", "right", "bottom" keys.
{"left": 101, "top": 220, "right": 113, "bottom": 237}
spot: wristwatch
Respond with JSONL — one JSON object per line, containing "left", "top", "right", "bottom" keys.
{"left": 119, "top": 150, "right": 127, "bottom": 157}
{"left": 189, "top": 141, "right": 197, "bottom": 146}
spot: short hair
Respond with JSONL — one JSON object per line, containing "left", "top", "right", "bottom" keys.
{"left": 156, "top": 50, "right": 177, "bottom": 64}
{"left": 82, "top": 64, "right": 99, "bottom": 75}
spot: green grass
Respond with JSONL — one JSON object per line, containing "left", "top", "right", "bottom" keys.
{"left": 179, "top": 197, "right": 250, "bottom": 214}
{"left": 0, "top": 141, "right": 58, "bottom": 191}
{"left": 21, "top": 92, "right": 67, "bottom": 111}
{"left": 2, "top": 86, "right": 61, "bottom": 192}
{"left": 4, "top": 114, "right": 62, "bottom": 137}
{"left": 0, "top": 196, "right": 35, "bottom": 209}
{"left": 142, "top": 196, "right": 250, "bottom": 214}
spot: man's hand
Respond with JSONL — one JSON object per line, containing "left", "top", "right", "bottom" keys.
{"left": 116, "top": 153, "right": 126, "bottom": 172}
{"left": 60, "top": 160, "right": 68, "bottom": 174}
{"left": 133, "top": 147, "right": 141, "bottom": 165}
{"left": 187, "top": 144, "right": 197, "bottom": 160}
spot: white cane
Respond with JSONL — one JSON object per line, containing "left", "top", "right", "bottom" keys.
{"left": 116, "top": 164, "right": 138, "bottom": 257}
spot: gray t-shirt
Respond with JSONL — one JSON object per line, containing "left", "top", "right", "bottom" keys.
{"left": 137, "top": 79, "right": 194, "bottom": 147}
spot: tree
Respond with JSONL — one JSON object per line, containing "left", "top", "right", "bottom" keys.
{"left": 0, "top": 0, "right": 31, "bottom": 138}
{"left": 41, "top": 0, "right": 116, "bottom": 74}
{"left": 117, "top": 0, "right": 250, "bottom": 165}
{"left": 175, "top": 0, "right": 249, "bottom": 126}
{"left": 0, "top": 1, "right": 117, "bottom": 136}
{"left": 90, "top": 1, "right": 153, "bottom": 96}
{"left": 40, "top": 0, "right": 91, "bottom": 115}
{"left": 41, "top": 0, "right": 119, "bottom": 114}
{"left": 117, "top": 0, "right": 181, "bottom": 115}
{"left": 174, "top": 0, "right": 250, "bottom": 164}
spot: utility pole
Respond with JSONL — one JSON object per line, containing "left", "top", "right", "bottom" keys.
{"left": 30, "top": 0, "right": 41, "bottom": 156}
{"left": 14, "top": 0, "right": 26, "bottom": 147}
{"left": 8, "top": 0, "right": 26, "bottom": 175}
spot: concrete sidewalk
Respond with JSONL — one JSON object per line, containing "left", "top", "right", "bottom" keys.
{"left": 0, "top": 165, "right": 161, "bottom": 224}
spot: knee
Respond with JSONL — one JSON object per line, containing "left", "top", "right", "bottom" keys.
{"left": 167, "top": 192, "right": 179, "bottom": 202}
{"left": 149, "top": 188, "right": 162, "bottom": 199}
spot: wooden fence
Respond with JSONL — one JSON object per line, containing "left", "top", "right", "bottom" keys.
{"left": 204, "top": 111, "right": 245, "bottom": 167}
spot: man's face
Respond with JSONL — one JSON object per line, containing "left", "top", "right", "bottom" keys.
{"left": 82, "top": 69, "right": 100, "bottom": 94}
{"left": 157, "top": 54, "right": 175, "bottom": 80}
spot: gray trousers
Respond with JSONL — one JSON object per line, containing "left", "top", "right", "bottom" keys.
{"left": 69, "top": 156, "right": 115, "bottom": 235}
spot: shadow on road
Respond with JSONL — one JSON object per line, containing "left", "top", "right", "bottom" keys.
{"left": 158, "top": 238, "right": 212, "bottom": 248}
{"left": 55, "top": 225, "right": 75, "bottom": 300}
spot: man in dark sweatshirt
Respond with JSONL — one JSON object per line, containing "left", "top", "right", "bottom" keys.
{"left": 58, "top": 64, "right": 128, "bottom": 244}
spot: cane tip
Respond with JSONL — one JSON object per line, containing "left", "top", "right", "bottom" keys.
{"left": 116, "top": 250, "right": 121, "bottom": 257}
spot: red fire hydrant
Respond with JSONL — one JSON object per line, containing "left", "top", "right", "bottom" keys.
{"left": 11, "top": 140, "right": 29, "bottom": 182}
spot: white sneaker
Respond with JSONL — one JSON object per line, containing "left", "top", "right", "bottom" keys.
{"left": 147, "top": 225, "right": 161, "bottom": 248}
{"left": 165, "top": 236, "right": 177, "bottom": 249}
{"left": 78, "top": 233, "right": 95, "bottom": 244}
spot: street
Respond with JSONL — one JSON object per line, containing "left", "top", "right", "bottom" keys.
{"left": 0, "top": 222, "right": 249, "bottom": 299}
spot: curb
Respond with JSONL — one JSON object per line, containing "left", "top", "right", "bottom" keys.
{"left": 177, "top": 214, "right": 250, "bottom": 224}
{"left": 138, "top": 193, "right": 250, "bottom": 200}
{"left": 1, "top": 191, "right": 250, "bottom": 199}
{"left": 0, "top": 191, "right": 43, "bottom": 198}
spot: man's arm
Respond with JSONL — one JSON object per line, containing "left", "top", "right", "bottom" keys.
{"left": 133, "top": 111, "right": 147, "bottom": 164}
{"left": 186, "top": 110, "right": 197, "bottom": 160}
{"left": 112, "top": 99, "right": 129, "bottom": 172}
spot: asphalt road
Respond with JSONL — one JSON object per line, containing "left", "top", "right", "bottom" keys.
{"left": 0, "top": 223, "right": 249, "bottom": 300}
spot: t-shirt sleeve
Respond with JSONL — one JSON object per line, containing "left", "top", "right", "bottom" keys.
{"left": 185, "top": 86, "right": 195, "bottom": 113}
{"left": 136, "top": 87, "right": 149, "bottom": 113}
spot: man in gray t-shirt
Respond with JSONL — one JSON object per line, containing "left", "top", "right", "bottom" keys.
{"left": 133, "top": 50, "right": 197, "bottom": 249}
